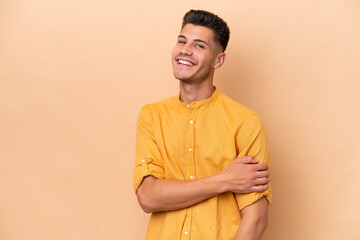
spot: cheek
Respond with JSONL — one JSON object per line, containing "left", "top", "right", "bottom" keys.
{"left": 205, "top": 55, "right": 217, "bottom": 67}
{"left": 198, "top": 55, "right": 211, "bottom": 66}
{"left": 172, "top": 46, "right": 179, "bottom": 57}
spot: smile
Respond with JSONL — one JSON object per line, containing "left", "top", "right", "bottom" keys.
{"left": 177, "top": 59, "right": 194, "bottom": 66}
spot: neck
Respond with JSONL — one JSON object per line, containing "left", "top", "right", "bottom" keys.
{"left": 179, "top": 80, "right": 215, "bottom": 104}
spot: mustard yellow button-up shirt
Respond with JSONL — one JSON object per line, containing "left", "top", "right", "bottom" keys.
{"left": 133, "top": 89, "right": 272, "bottom": 240}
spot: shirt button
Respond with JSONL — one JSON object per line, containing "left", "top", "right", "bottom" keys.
{"left": 189, "top": 148, "right": 192, "bottom": 152}
{"left": 184, "top": 231, "right": 188, "bottom": 235}
{"left": 190, "top": 176, "right": 194, "bottom": 180}
{"left": 187, "top": 105, "right": 190, "bottom": 109}
{"left": 189, "top": 120, "right": 193, "bottom": 124}
{"left": 141, "top": 159, "right": 145, "bottom": 163}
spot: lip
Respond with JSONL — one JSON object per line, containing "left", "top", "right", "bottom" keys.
{"left": 175, "top": 57, "right": 196, "bottom": 66}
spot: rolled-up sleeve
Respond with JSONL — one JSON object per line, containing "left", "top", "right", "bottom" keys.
{"left": 234, "top": 113, "right": 272, "bottom": 210}
{"left": 133, "top": 106, "right": 165, "bottom": 192}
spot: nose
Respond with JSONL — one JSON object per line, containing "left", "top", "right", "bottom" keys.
{"left": 180, "top": 43, "right": 192, "bottom": 56}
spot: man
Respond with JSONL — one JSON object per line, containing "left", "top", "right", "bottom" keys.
{"left": 133, "top": 9, "right": 272, "bottom": 240}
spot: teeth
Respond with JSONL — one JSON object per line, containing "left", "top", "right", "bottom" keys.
{"left": 178, "top": 60, "right": 193, "bottom": 66}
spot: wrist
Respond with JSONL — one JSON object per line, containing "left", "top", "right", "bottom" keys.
{"left": 197, "top": 173, "right": 227, "bottom": 196}
{"left": 211, "top": 171, "right": 229, "bottom": 194}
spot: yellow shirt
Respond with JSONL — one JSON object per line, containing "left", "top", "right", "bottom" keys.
{"left": 133, "top": 89, "right": 272, "bottom": 240}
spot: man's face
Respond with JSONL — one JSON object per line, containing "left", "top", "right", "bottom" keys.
{"left": 172, "top": 24, "right": 222, "bottom": 83}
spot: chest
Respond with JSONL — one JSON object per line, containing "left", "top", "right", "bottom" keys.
{"left": 153, "top": 109, "right": 239, "bottom": 176}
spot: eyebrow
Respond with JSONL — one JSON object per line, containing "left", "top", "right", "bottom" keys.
{"left": 178, "top": 35, "right": 209, "bottom": 46}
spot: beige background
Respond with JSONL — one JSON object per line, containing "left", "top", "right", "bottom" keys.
{"left": 1, "top": 0, "right": 359, "bottom": 239}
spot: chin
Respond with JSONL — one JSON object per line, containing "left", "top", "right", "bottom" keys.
{"left": 173, "top": 71, "right": 191, "bottom": 81}
{"left": 174, "top": 75, "right": 192, "bottom": 82}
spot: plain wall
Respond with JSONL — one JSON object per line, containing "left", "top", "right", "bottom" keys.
{"left": 1, "top": 0, "right": 359, "bottom": 239}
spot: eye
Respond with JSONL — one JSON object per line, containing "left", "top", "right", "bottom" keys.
{"left": 178, "top": 40, "right": 186, "bottom": 44}
{"left": 196, "top": 44, "right": 205, "bottom": 49}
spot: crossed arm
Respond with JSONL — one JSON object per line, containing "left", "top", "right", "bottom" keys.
{"left": 136, "top": 156, "right": 268, "bottom": 212}
{"left": 136, "top": 156, "right": 270, "bottom": 239}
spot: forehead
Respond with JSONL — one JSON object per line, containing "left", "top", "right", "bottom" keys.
{"left": 180, "top": 24, "right": 215, "bottom": 44}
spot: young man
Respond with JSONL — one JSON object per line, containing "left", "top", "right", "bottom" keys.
{"left": 133, "top": 10, "right": 272, "bottom": 240}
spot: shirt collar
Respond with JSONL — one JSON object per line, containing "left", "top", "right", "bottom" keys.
{"left": 177, "top": 87, "right": 219, "bottom": 109}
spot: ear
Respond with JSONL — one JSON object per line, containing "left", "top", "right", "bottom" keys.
{"left": 213, "top": 52, "right": 226, "bottom": 69}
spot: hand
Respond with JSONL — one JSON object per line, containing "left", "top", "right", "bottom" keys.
{"left": 219, "top": 156, "right": 269, "bottom": 194}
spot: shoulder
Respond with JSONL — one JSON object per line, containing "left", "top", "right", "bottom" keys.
{"left": 216, "top": 92, "right": 268, "bottom": 136}
{"left": 217, "top": 91, "right": 260, "bottom": 122}
{"left": 138, "top": 95, "right": 178, "bottom": 119}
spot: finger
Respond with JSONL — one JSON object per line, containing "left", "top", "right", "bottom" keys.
{"left": 238, "top": 156, "right": 257, "bottom": 164}
{"left": 255, "top": 170, "right": 270, "bottom": 178}
{"left": 254, "top": 163, "right": 269, "bottom": 171}
{"left": 249, "top": 184, "right": 269, "bottom": 192}
{"left": 254, "top": 177, "right": 270, "bottom": 186}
